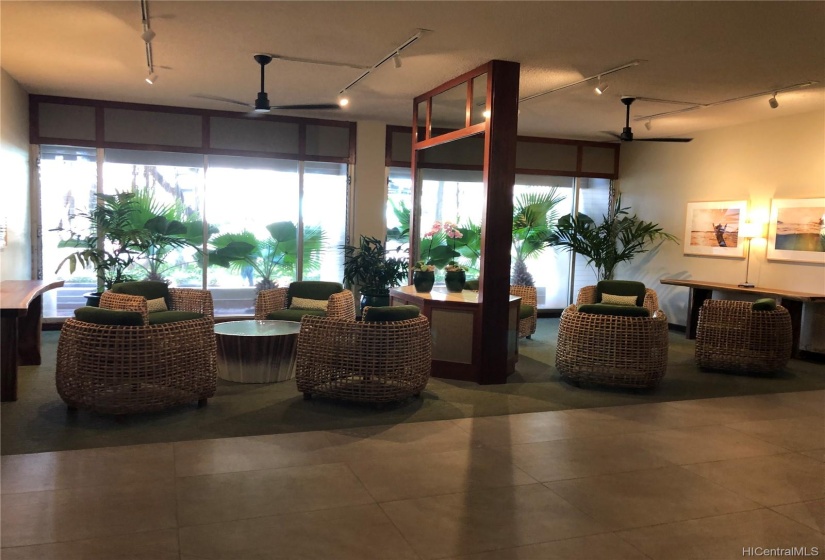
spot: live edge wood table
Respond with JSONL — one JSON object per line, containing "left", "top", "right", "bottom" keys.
{"left": 660, "top": 278, "right": 825, "bottom": 358}
{"left": 390, "top": 285, "right": 521, "bottom": 383}
{"left": 1, "top": 280, "right": 64, "bottom": 401}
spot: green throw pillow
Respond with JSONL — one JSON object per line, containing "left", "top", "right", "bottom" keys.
{"left": 363, "top": 305, "right": 420, "bottom": 322}
{"left": 110, "top": 281, "right": 171, "bottom": 308}
{"left": 74, "top": 306, "right": 144, "bottom": 326}
{"left": 577, "top": 303, "right": 651, "bottom": 317}
{"left": 595, "top": 280, "right": 646, "bottom": 307}
{"left": 752, "top": 298, "right": 777, "bottom": 311}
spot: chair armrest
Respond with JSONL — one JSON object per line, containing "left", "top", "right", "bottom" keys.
{"left": 255, "top": 287, "right": 288, "bottom": 320}
{"left": 510, "top": 285, "right": 537, "bottom": 309}
{"left": 169, "top": 288, "right": 214, "bottom": 319}
{"left": 327, "top": 289, "right": 356, "bottom": 321}
{"left": 575, "top": 286, "right": 598, "bottom": 306}
{"left": 643, "top": 289, "right": 659, "bottom": 314}
{"left": 99, "top": 291, "right": 149, "bottom": 325}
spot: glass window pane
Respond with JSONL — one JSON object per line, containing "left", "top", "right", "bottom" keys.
{"left": 430, "top": 82, "right": 468, "bottom": 136}
{"left": 205, "top": 158, "right": 299, "bottom": 315}
{"left": 470, "top": 73, "right": 488, "bottom": 126}
{"left": 102, "top": 151, "right": 206, "bottom": 290}
{"left": 572, "top": 177, "right": 611, "bottom": 297}
{"left": 40, "top": 146, "right": 98, "bottom": 318}
{"left": 513, "top": 175, "right": 575, "bottom": 309}
{"left": 387, "top": 168, "right": 412, "bottom": 254}
{"left": 303, "top": 162, "right": 348, "bottom": 282}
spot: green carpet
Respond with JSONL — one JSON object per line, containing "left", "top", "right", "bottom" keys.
{"left": 2, "top": 319, "right": 823, "bottom": 456}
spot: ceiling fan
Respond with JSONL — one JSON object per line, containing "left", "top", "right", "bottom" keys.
{"left": 194, "top": 54, "right": 341, "bottom": 113}
{"left": 609, "top": 96, "right": 692, "bottom": 142}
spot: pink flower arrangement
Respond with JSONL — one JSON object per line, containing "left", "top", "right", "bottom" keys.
{"left": 443, "top": 221, "right": 463, "bottom": 252}
{"left": 421, "top": 220, "right": 442, "bottom": 264}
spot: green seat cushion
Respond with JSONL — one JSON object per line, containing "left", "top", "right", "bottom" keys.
{"left": 464, "top": 279, "right": 480, "bottom": 291}
{"left": 287, "top": 281, "right": 343, "bottom": 305}
{"left": 147, "top": 311, "right": 204, "bottom": 324}
{"left": 266, "top": 308, "right": 327, "bottom": 322}
{"left": 578, "top": 303, "right": 651, "bottom": 317}
{"left": 519, "top": 304, "right": 534, "bottom": 320}
{"left": 363, "top": 305, "right": 420, "bottom": 323}
{"left": 752, "top": 298, "right": 777, "bottom": 311}
{"left": 110, "top": 281, "right": 171, "bottom": 308}
{"left": 74, "top": 306, "right": 144, "bottom": 326}
{"left": 596, "top": 280, "right": 646, "bottom": 307}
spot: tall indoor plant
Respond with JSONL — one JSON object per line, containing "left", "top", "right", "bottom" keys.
{"left": 54, "top": 192, "right": 189, "bottom": 302}
{"left": 342, "top": 235, "right": 408, "bottom": 309}
{"left": 511, "top": 188, "right": 564, "bottom": 286}
{"left": 547, "top": 196, "right": 677, "bottom": 280}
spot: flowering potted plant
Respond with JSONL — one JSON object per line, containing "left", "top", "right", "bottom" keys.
{"left": 411, "top": 260, "right": 436, "bottom": 293}
{"left": 444, "top": 260, "right": 468, "bottom": 292}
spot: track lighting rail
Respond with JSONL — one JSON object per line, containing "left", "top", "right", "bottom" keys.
{"left": 519, "top": 59, "right": 645, "bottom": 104}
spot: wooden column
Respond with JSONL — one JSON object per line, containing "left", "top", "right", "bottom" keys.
{"left": 478, "top": 60, "right": 520, "bottom": 385}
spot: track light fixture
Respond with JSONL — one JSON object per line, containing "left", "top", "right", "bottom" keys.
{"left": 635, "top": 81, "right": 816, "bottom": 122}
{"left": 594, "top": 76, "right": 609, "bottom": 95}
{"left": 520, "top": 59, "right": 644, "bottom": 104}
{"left": 644, "top": 119, "right": 652, "bottom": 131}
{"left": 141, "top": 28, "right": 155, "bottom": 43}
{"left": 337, "top": 93, "right": 350, "bottom": 107}
{"left": 140, "top": 0, "right": 157, "bottom": 85}
{"left": 337, "top": 29, "right": 429, "bottom": 104}
{"left": 145, "top": 72, "right": 158, "bottom": 85}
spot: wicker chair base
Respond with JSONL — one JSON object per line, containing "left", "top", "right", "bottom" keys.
{"left": 556, "top": 303, "right": 669, "bottom": 389}
{"left": 56, "top": 317, "right": 217, "bottom": 415}
{"left": 695, "top": 300, "right": 792, "bottom": 374}
{"left": 295, "top": 315, "right": 431, "bottom": 404}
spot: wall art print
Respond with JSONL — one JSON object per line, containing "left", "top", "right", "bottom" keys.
{"left": 683, "top": 200, "right": 747, "bottom": 258}
{"left": 767, "top": 198, "right": 825, "bottom": 264}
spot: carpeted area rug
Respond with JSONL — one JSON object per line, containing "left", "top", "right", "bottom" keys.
{"left": 2, "top": 319, "right": 823, "bottom": 456}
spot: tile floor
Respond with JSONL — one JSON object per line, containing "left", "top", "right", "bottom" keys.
{"left": 1, "top": 390, "right": 823, "bottom": 560}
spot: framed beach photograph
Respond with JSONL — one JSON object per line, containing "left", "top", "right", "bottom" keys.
{"left": 767, "top": 198, "right": 825, "bottom": 264}
{"left": 683, "top": 200, "right": 748, "bottom": 257}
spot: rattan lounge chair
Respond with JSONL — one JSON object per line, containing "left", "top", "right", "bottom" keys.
{"left": 56, "top": 284, "right": 217, "bottom": 415}
{"left": 555, "top": 283, "right": 669, "bottom": 389}
{"left": 464, "top": 281, "right": 538, "bottom": 339}
{"left": 295, "top": 306, "right": 431, "bottom": 403}
{"left": 695, "top": 299, "right": 792, "bottom": 374}
{"left": 255, "top": 281, "right": 356, "bottom": 322}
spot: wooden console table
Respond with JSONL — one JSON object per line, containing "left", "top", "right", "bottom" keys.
{"left": 390, "top": 285, "right": 521, "bottom": 383}
{"left": 660, "top": 278, "right": 825, "bottom": 357}
{"left": 1, "top": 280, "right": 64, "bottom": 401}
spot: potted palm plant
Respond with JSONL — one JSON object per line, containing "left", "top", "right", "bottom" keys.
{"left": 342, "top": 235, "right": 408, "bottom": 310}
{"left": 547, "top": 196, "right": 677, "bottom": 280}
{"left": 207, "top": 221, "right": 325, "bottom": 292}
{"left": 54, "top": 192, "right": 189, "bottom": 305}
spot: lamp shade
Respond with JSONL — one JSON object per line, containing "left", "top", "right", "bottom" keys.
{"left": 739, "top": 222, "right": 764, "bottom": 239}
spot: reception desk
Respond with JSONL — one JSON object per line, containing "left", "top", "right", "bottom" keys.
{"left": 659, "top": 278, "right": 825, "bottom": 357}
{"left": 389, "top": 285, "right": 521, "bottom": 383}
{"left": 1, "top": 280, "right": 64, "bottom": 401}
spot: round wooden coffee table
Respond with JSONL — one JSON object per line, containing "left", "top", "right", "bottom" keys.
{"left": 214, "top": 320, "right": 301, "bottom": 383}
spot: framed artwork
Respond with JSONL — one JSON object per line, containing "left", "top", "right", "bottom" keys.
{"left": 767, "top": 198, "right": 825, "bottom": 264}
{"left": 683, "top": 200, "right": 748, "bottom": 257}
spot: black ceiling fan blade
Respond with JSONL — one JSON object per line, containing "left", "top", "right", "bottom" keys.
{"left": 636, "top": 137, "right": 694, "bottom": 143}
{"left": 192, "top": 94, "right": 252, "bottom": 108}
{"left": 270, "top": 104, "right": 341, "bottom": 111}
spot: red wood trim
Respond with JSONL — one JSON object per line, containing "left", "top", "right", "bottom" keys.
{"left": 478, "top": 59, "right": 520, "bottom": 385}
{"left": 413, "top": 61, "right": 491, "bottom": 104}
{"left": 413, "top": 124, "right": 486, "bottom": 151}
{"left": 465, "top": 80, "right": 473, "bottom": 129}
{"left": 425, "top": 98, "right": 432, "bottom": 141}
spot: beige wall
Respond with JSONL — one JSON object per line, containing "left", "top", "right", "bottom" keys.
{"left": 351, "top": 120, "right": 388, "bottom": 243}
{"left": 0, "top": 69, "right": 31, "bottom": 280}
{"left": 616, "top": 109, "right": 825, "bottom": 351}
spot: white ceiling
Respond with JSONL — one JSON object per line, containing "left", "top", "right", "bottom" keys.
{"left": 2, "top": 1, "right": 823, "bottom": 142}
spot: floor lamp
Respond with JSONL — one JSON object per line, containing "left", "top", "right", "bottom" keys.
{"left": 738, "top": 222, "right": 763, "bottom": 288}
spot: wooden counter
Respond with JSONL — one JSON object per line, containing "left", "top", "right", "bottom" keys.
{"left": 660, "top": 278, "right": 825, "bottom": 357}
{"left": 390, "top": 285, "right": 521, "bottom": 383}
{"left": 1, "top": 280, "right": 64, "bottom": 401}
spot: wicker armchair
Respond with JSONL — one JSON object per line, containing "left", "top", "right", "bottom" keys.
{"left": 695, "top": 299, "right": 792, "bottom": 374}
{"left": 555, "top": 284, "right": 669, "bottom": 389}
{"left": 295, "top": 307, "right": 431, "bottom": 403}
{"left": 55, "top": 286, "right": 217, "bottom": 415}
{"left": 510, "top": 285, "right": 538, "bottom": 339}
{"left": 255, "top": 281, "right": 355, "bottom": 322}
